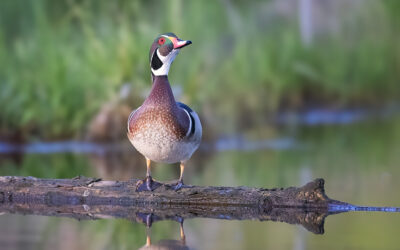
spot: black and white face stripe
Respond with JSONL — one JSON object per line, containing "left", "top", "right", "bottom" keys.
{"left": 150, "top": 48, "right": 179, "bottom": 76}
{"left": 151, "top": 48, "right": 163, "bottom": 70}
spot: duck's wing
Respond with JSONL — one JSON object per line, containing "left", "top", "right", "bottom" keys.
{"left": 127, "top": 106, "right": 141, "bottom": 133}
{"left": 176, "top": 102, "right": 203, "bottom": 140}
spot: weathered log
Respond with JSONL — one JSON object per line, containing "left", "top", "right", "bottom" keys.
{"left": 0, "top": 176, "right": 347, "bottom": 234}
{"left": 0, "top": 176, "right": 334, "bottom": 207}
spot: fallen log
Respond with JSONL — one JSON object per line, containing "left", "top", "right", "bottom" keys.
{"left": 0, "top": 176, "right": 348, "bottom": 234}
{"left": 0, "top": 176, "right": 334, "bottom": 207}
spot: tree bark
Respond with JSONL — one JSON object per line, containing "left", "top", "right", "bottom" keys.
{"left": 0, "top": 176, "right": 346, "bottom": 234}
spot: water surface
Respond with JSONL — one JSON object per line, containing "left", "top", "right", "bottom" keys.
{"left": 0, "top": 117, "right": 400, "bottom": 249}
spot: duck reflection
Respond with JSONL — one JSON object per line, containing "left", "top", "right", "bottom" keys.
{"left": 139, "top": 221, "right": 189, "bottom": 250}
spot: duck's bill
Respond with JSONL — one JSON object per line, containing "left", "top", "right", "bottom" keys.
{"left": 173, "top": 39, "right": 192, "bottom": 49}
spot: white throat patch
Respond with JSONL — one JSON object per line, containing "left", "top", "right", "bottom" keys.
{"left": 151, "top": 48, "right": 180, "bottom": 76}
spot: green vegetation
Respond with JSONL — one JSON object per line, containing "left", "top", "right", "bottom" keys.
{"left": 0, "top": 0, "right": 399, "bottom": 139}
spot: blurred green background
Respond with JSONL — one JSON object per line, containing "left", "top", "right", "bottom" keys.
{"left": 0, "top": 0, "right": 399, "bottom": 140}
{"left": 0, "top": 0, "right": 400, "bottom": 250}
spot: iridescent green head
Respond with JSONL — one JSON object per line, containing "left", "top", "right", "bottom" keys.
{"left": 149, "top": 33, "right": 192, "bottom": 76}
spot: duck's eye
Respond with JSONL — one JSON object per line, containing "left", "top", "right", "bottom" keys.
{"left": 158, "top": 37, "right": 166, "bottom": 45}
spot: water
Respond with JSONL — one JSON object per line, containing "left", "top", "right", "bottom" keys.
{"left": 0, "top": 116, "right": 400, "bottom": 249}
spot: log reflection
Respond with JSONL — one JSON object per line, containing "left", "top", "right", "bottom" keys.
{"left": 0, "top": 199, "right": 332, "bottom": 235}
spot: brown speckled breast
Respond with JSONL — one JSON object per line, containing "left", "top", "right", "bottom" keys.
{"left": 127, "top": 75, "right": 190, "bottom": 142}
{"left": 128, "top": 106, "right": 188, "bottom": 141}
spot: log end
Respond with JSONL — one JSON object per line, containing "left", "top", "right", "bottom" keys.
{"left": 297, "top": 178, "right": 329, "bottom": 203}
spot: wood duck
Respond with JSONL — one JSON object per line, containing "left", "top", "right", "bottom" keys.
{"left": 127, "top": 33, "right": 202, "bottom": 191}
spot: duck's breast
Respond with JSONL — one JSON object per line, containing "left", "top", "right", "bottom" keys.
{"left": 127, "top": 106, "right": 198, "bottom": 163}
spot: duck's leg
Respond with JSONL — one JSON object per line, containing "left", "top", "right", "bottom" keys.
{"left": 136, "top": 158, "right": 161, "bottom": 191}
{"left": 180, "top": 220, "right": 186, "bottom": 243}
{"left": 173, "top": 161, "right": 186, "bottom": 190}
{"left": 145, "top": 226, "right": 152, "bottom": 246}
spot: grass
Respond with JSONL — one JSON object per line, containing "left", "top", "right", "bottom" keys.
{"left": 0, "top": 0, "right": 399, "bottom": 139}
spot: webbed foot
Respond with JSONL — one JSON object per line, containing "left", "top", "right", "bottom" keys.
{"left": 173, "top": 180, "right": 185, "bottom": 191}
{"left": 136, "top": 176, "right": 162, "bottom": 192}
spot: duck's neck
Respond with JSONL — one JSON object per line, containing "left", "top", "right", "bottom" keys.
{"left": 144, "top": 75, "right": 176, "bottom": 107}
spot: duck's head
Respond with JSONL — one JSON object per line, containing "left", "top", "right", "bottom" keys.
{"left": 149, "top": 33, "right": 192, "bottom": 76}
